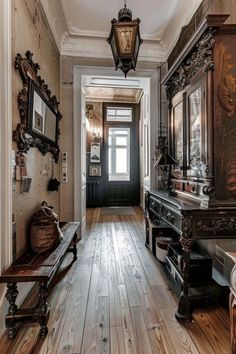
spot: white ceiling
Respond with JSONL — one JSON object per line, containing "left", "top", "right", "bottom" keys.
{"left": 60, "top": 0, "right": 179, "bottom": 40}
{"left": 41, "top": 0, "right": 203, "bottom": 61}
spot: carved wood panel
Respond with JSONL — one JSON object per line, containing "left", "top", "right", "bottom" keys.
{"left": 13, "top": 51, "right": 62, "bottom": 162}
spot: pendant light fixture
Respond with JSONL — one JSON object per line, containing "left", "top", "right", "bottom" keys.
{"left": 107, "top": 1, "right": 143, "bottom": 77}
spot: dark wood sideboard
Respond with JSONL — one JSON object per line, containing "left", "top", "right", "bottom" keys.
{"left": 145, "top": 190, "right": 233, "bottom": 321}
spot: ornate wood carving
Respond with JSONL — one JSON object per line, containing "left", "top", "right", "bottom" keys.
{"left": 166, "top": 29, "right": 215, "bottom": 102}
{"left": 180, "top": 216, "right": 193, "bottom": 251}
{"left": 202, "top": 165, "right": 215, "bottom": 196}
{"left": 197, "top": 217, "right": 236, "bottom": 235}
{"left": 13, "top": 51, "right": 62, "bottom": 162}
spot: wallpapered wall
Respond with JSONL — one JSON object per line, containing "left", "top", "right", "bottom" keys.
{"left": 12, "top": 0, "right": 60, "bottom": 257}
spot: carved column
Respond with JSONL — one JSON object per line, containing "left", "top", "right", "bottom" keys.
{"left": 176, "top": 215, "right": 193, "bottom": 321}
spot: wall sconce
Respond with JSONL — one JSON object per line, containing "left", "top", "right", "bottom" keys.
{"left": 91, "top": 128, "right": 102, "bottom": 142}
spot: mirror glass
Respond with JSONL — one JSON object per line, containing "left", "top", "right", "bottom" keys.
{"left": 189, "top": 87, "right": 201, "bottom": 172}
{"left": 29, "top": 80, "right": 58, "bottom": 145}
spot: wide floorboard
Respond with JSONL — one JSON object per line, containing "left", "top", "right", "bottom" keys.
{"left": 0, "top": 207, "right": 231, "bottom": 353}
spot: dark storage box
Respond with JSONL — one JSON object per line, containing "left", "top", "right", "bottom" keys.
{"left": 168, "top": 244, "right": 212, "bottom": 285}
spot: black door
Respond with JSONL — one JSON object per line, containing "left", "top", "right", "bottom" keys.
{"left": 102, "top": 103, "right": 140, "bottom": 206}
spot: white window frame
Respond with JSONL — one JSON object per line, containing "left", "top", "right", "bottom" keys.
{"left": 106, "top": 106, "right": 133, "bottom": 122}
{"left": 108, "top": 127, "right": 130, "bottom": 181}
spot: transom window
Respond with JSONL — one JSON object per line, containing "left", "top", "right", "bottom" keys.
{"left": 106, "top": 107, "right": 133, "bottom": 122}
{"left": 108, "top": 127, "right": 130, "bottom": 181}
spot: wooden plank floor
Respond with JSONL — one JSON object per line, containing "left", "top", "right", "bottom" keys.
{"left": 0, "top": 207, "right": 231, "bottom": 353}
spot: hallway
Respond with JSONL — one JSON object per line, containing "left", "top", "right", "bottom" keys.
{"left": 0, "top": 207, "right": 231, "bottom": 353}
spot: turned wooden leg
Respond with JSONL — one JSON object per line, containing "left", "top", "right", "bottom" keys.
{"left": 38, "top": 282, "right": 49, "bottom": 336}
{"left": 5, "top": 282, "right": 18, "bottom": 338}
{"left": 72, "top": 233, "right": 78, "bottom": 261}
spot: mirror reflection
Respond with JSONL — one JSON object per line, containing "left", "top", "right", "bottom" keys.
{"left": 29, "top": 81, "right": 58, "bottom": 145}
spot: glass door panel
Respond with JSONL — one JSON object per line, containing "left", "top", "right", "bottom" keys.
{"left": 108, "top": 127, "right": 130, "bottom": 181}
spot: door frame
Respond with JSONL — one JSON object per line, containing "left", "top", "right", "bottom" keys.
{"left": 0, "top": 0, "right": 12, "bottom": 275}
{"left": 73, "top": 66, "right": 158, "bottom": 230}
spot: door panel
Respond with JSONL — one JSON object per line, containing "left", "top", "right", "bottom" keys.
{"left": 103, "top": 103, "right": 140, "bottom": 206}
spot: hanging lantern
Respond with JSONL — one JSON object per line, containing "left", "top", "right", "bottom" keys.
{"left": 107, "top": 2, "right": 143, "bottom": 77}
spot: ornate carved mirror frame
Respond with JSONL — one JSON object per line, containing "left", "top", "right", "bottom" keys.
{"left": 13, "top": 51, "right": 62, "bottom": 162}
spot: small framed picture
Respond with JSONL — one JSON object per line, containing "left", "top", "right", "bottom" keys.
{"left": 21, "top": 177, "right": 32, "bottom": 193}
{"left": 90, "top": 142, "right": 100, "bottom": 163}
{"left": 89, "top": 165, "right": 101, "bottom": 177}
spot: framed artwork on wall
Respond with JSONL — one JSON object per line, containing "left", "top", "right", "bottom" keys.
{"left": 90, "top": 142, "right": 100, "bottom": 163}
{"left": 89, "top": 165, "right": 101, "bottom": 177}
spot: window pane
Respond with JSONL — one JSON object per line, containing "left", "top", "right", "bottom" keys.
{"left": 116, "top": 136, "right": 127, "bottom": 146}
{"left": 116, "top": 148, "right": 127, "bottom": 173}
{"left": 114, "top": 130, "right": 128, "bottom": 136}
{"left": 108, "top": 127, "right": 130, "bottom": 181}
{"left": 106, "top": 107, "right": 132, "bottom": 122}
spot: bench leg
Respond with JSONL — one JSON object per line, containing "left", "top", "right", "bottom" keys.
{"left": 5, "top": 282, "right": 18, "bottom": 338}
{"left": 38, "top": 282, "right": 49, "bottom": 336}
{"left": 73, "top": 233, "right": 78, "bottom": 261}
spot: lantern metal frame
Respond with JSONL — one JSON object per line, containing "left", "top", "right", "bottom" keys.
{"left": 107, "top": 4, "right": 143, "bottom": 77}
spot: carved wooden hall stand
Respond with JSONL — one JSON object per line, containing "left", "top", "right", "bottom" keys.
{"left": 146, "top": 14, "right": 236, "bottom": 335}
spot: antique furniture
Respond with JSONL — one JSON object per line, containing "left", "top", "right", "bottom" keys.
{"left": 226, "top": 252, "right": 236, "bottom": 354}
{"left": 146, "top": 14, "right": 236, "bottom": 321}
{"left": 0, "top": 222, "right": 80, "bottom": 338}
{"left": 145, "top": 190, "right": 230, "bottom": 320}
{"left": 13, "top": 51, "right": 62, "bottom": 162}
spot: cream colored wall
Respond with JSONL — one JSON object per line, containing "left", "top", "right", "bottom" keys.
{"left": 12, "top": 0, "right": 60, "bottom": 256}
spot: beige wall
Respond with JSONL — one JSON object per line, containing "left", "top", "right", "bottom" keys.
{"left": 12, "top": 0, "right": 60, "bottom": 256}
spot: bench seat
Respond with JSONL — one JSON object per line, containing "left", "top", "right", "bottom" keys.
{"left": 0, "top": 221, "right": 80, "bottom": 338}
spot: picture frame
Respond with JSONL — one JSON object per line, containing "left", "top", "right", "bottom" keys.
{"left": 89, "top": 165, "right": 101, "bottom": 177}
{"left": 90, "top": 142, "right": 100, "bottom": 163}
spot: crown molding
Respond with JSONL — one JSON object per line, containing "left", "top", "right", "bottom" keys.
{"left": 41, "top": 0, "right": 203, "bottom": 63}
{"left": 67, "top": 25, "right": 163, "bottom": 41}
{"left": 161, "top": 0, "right": 203, "bottom": 58}
{"left": 40, "top": 0, "right": 68, "bottom": 51}
{"left": 61, "top": 36, "right": 166, "bottom": 62}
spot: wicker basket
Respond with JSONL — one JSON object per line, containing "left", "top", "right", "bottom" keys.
{"left": 30, "top": 201, "right": 63, "bottom": 254}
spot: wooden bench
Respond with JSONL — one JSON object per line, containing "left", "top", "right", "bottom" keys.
{"left": 0, "top": 221, "right": 80, "bottom": 338}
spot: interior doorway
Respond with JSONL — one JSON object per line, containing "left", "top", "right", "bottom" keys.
{"left": 73, "top": 66, "right": 158, "bottom": 233}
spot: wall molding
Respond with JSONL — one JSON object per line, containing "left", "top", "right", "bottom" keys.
{"left": 62, "top": 36, "right": 165, "bottom": 62}
{"left": 0, "top": 0, "right": 12, "bottom": 310}
{"left": 0, "top": 0, "right": 12, "bottom": 272}
{"left": 73, "top": 66, "right": 158, "bottom": 227}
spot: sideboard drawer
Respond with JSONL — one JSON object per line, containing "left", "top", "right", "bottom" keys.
{"left": 161, "top": 204, "right": 181, "bottom": 232}
{"left": 149, "top": 196, "right": 162, "bottom": 217}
